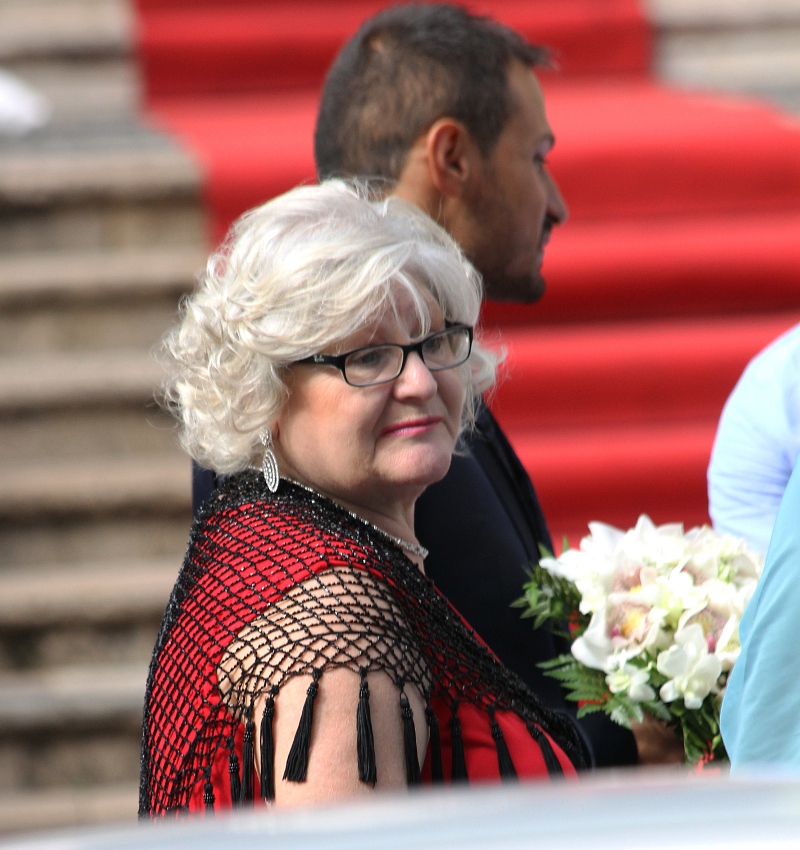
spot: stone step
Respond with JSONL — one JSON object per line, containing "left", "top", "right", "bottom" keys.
{"left": 658, "top": 28, "right": 800, "bottom": 102}
{"left": 0, "top": 190, "right": 205, "bottom": 255}
{"left": 0, "top": 350, "right": 160, "bottom": 412}
{"left": 0, "top": 452, "right": 191, "bottom": 521}
{"left": 0, "top": 407, "right": 178, "bottom": 465}
{"left": 648, "top": 0, "right": 800, "bottom": 108}
{"left": 0, "top": 558, "right": 177, "bottom": 629}
{"left": 0, "top": 244, "right": 203, "bottom": 305}
{"left": 0, "top": 297, "right": 182, "bottom": 356}
{"left": 0, "top": 782, "right": 138, "bottom": 836}
{"left": 0, "top": 664, "right": 145, "bottom": 795}
{"left": 0, "top": 0, "right": 131, "bottom": 58}
{"left": 0, "top": 513, "right": 190, "bottom": 571}
{"left": 647, "top": 0, "right": 800, "bottom": 28}
{"left": 0, "top": 123, "right": 204, "bottom": 253}
{"left": 0, "top": 662, "right": 146, "bottom": 732}
{"left": 0, "top": 126, "right": 199, "bottom": 206}
{"left": 0, "top": 617, "right": 161, "bottom": 677}
{"left": 2, "top": 57, "right": 139, "bottom": 126}
{"left": 0, "top": 0, "right": 138, "bottom": 124}
{"left": 0, "top": 557, "right": 177, "bottom": 672}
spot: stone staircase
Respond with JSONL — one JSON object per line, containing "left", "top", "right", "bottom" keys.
{"left": 0, "top": 0, "right": 206, "bottom": 835}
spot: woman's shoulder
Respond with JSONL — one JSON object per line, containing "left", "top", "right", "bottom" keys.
{"left": 188, "top": 472, "right": 401, "bottom": 589}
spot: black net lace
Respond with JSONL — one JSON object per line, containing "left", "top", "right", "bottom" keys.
{"left": 139, "top": 471, "right": 586, "bottom": 815}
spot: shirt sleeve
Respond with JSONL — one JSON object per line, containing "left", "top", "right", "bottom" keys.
{"left": 720, "top": 462, "right": 800, "bottom": 766}
{"left": 708, "top": 323, "right": 800, "bottom": 554}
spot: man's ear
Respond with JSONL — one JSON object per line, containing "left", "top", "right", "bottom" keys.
{"left": 426, "top": 119, "right": 481, "bottom": 198}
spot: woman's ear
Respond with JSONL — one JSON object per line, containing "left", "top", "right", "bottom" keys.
{"left": 425, "top": 119, "right": 482, "bottom": 199}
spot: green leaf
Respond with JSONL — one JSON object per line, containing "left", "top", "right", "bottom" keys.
{"left": 643, "top": 700, "right": 671, "bottom": 723}
{"left": 513, "top": 561, "right": 586, "bottom": 640}
{"left": 610, "top": 705, "right": 636, "bottom": 728}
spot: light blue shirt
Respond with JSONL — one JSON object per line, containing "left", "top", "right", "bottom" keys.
{"left": 708, "top": 323, "right": 800, "bottom": 555}
{"left": 721, "top": 461, "right": 800, "bottom": 766}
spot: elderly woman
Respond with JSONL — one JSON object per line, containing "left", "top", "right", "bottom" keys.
{"left": 140, "top": 181, "right": 584, "bottom": 816}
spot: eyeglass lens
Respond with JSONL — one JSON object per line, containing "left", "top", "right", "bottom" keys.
{"left": 344, "top": 326, "right": 471, "bottom": 387}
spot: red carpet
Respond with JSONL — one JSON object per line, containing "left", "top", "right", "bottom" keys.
{"left": 514, "top": 422, "right": 718, "bottom": 541}
{"left": 492, "top": 313, "right": 800, "bottom": 431}
{"left": 136, "top": 0, "right": 651, "bottom": 99}
{"left": 133, "top": 0, "right": 800, "bottom": 546}
{"left": 486, "top": 211, "right": 800, "bottom": 325}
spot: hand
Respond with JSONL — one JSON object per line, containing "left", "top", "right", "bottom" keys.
{"left": 631, "top": 714, "right": 685, "bottom": 765}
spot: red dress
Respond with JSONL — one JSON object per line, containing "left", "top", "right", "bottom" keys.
{"left": 139, "top": 474, "right": 584, "bottom": 815}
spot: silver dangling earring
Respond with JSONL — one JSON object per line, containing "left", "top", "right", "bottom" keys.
{"left": 260, "top": 430, "right": 280, "bottom": 493}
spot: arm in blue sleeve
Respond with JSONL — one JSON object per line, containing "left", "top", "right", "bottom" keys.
{"left": 721, "top": 461, "right": 800, "bottom": 767}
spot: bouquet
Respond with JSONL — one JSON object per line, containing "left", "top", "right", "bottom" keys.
{"left": 515, "top": 515, "right": 763, "bottom": 763}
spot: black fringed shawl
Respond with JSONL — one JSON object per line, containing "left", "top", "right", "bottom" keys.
{"left": 139, "top": 472, "right": 586, "bottom": 815}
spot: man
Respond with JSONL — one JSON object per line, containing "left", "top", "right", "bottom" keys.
{"left": 314, "top": 3, "right": 640, "bottom": 767}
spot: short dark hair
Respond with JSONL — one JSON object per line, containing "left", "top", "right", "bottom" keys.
{"left": 314, "top": 3, "right": 549, "bottom": 181}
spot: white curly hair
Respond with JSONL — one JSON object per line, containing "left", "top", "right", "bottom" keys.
{"left": 160, "top": 180, "right": 498, "bottom": 473}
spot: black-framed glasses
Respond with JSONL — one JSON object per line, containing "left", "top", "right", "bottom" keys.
{"left": 295, "top": 325, "right": 473, "bottom": 387}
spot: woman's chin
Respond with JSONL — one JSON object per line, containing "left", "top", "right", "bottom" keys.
{"left": 392, "top": 451, "right": 453, "bottom": 491}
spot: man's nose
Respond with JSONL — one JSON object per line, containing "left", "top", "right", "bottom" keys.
{"left": 548, "top": 172, "right": 568, "bottom": 226}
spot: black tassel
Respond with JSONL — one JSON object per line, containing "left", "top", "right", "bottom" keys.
{"left": 283, "top": 669, "right": 321, "bottom": 782}
{"left": 399, "top": 690, "right": 421, "bottom": 785}
{"left": 228, "top": 749, "right": 242, "bottom": 806}
{"left": 450, "top": 705, "right": 469, "bottom": 783}
{"left": 260, "top": 689, "right": 277, "bottom": 801}
{"left": 425, "top": 704, "right": 443, "bottom": 784}
{"left": 356, "top": 670, "right": 377, "bottom": 786}
{"left": 241, "top": 716, "right": 255, "bottom": 803}
{"left": 203, "top": 777, "right": 215, "bottom": 813}
{"left": 527, "top": 721, "right": 563, "bottom": 776}
{"left": 489, "top": 711, "right": 517, "bottom": 780}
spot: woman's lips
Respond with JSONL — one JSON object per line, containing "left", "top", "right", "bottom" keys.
{"left": 381, "top": 416, "right": 443, "bottom": 437}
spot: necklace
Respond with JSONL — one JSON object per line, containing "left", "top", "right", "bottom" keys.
{"left": 369, "top": 527, "right": 429, "bottom": 560}
{"left": 281, "top": 477, "right": 429, "bottom": 560}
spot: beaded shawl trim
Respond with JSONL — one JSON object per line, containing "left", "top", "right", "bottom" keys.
{"left": 139, "top": 471, "right": 586, "bottom": 815}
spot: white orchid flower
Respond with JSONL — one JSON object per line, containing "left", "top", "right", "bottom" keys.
{"left": 584, "top": 521, "right": 625, "bottom": 555}
{"left": 686, "top": 526, "right": 763, "bottom": 585}
{"left": 571, "top": 608, "right": 615, "bottom": 672}
{"left": 606, "top": 593, "right": 652, "bottom": 649}
{"left": 638, "top": 567, "right": 706, "bottom": 632}
{"left": 641, "top": 606, "right": 670, "bottom": 651}
{"left": 621, "top": 515, "right": 688, "bottom": 571}
{"left": 657, "top": 624, "right": 722, "bottom": 710}
{"left": 714, "top": 615, "right": 742, "bottom": 673}
{"left": 538, "top": 550, "right": 579, "bottom": 581}
{"left": 728, "top": 549, "right": 763, "bottom": 584}
{"left": 606, "top": 662, "right": 656, "bottom": 703}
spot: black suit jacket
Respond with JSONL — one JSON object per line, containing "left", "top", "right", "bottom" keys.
{"left": 191, "top": 407, "right": 637, "bottom": 767}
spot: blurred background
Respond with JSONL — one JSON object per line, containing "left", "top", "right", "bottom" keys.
{"left": 0, "top": 0, "right": 798, "bottom": 837}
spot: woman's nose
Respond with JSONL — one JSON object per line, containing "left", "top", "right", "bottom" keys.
{"left": 393, "top": 351, "right": 438, "bottom": 398}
